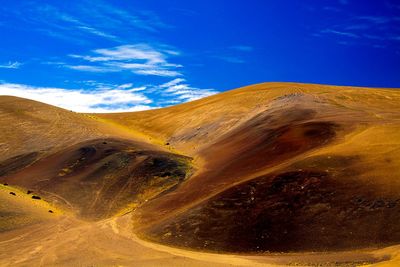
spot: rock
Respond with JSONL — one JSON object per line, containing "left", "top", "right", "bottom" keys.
{"left": 9, "top": 192, "right": 16, "bottom": 196}
{"left": 32, "top": 195, "right": 41, "bottom": 200}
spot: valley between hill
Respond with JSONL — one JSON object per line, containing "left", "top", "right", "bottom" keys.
{"left": 1, "top": 82, "right": 400, "bottom": 266}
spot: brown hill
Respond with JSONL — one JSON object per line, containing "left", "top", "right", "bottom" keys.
{"left": 0, "top": 95, "right": 158, "bottom": 162}
{"left": 94, "top": 83, "right": 400, "bottom": 252}
{"left": 1, "top": 82, "right": 400, "bottom": 266}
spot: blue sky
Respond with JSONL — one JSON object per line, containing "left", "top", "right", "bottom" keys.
{"left": 0, "top": 0, "right": 399, "bottom": 112}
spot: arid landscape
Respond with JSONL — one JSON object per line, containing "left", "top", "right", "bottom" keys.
{"left": 1, "top": 82, "right": 400, "bottom": 266}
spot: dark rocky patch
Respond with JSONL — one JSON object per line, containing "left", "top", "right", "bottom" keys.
{"left": 0, "top": 152, "right": 39, "bottom": 177}
{"left": 146, "top": 156, "right": 400, "bottom": 253}
{"left": 3, "top": 138, "right": 192, "bottom": 220}
{"left": 9, "top": 192, "right": 16, "bottom": 196}
{"left": 32, "top": 196, "right": 41, "bottom": 200}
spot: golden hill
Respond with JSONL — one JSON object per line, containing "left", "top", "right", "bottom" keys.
{"left": 0, "top": 95, "right": 161, "bottom": 162}
{"left": 1, "top": 82, "right": 400, "bottom": 266}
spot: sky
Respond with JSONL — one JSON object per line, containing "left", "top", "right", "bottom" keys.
{"left": 0, "top": 0, "right": 399, "bottom": 112}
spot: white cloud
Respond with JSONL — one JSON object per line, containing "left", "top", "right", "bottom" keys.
{"left": 94, "top": 44, "right": 165, "bottom": 63}
{"left": 65, "top": 65, "right": 118, "bottom": 72}
{"left": 135, "top": 69, "right": 181, "bottom": 77}
{"left": 159, "top": 78, "right": 186, "bottom": 88}
{"left": 0, "top": 61, "right": 22, "bottom": 69}
{"left": 0, "top": 77, "right": 219, "bottom": 112}
{"left": 158, "top": 78, "right": 217, "bottom": 102}
{"left": 0, "top": 82, "right": 152, "bottom": 113}
{"left": 321, "top": 29, "right": 359, "bottom": 38}
{"left": 67, "top": 44, "right": 182, "bottom": 77}
{"left": 76, "top": 26, "right": 117, "bottom": 40}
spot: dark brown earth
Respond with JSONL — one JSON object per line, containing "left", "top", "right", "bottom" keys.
{"left": 132, "top": 104, "right": 350, "bottom": 230}
{"left": 0, "top": 138, "right": 192, "bottom": 219}
{"left": 0, "top": 152, "right": 40, "bottom": 177}
{"left": 145, "top": 158, "right": 400, "bottom": 253}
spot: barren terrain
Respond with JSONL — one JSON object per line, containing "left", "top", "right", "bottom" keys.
{"left": 1, "top": 82, "right": 400, "bottom": 266}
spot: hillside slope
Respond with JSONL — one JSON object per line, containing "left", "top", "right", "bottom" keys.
{"left": 0, "top": 96, "right": 159, "bottom": 162}
{"left": 95, "top": 82, "right": 400, "bottom": 155}
{"left": 1, "top": 82, "right": 400, "bottom": 265}
{"left": 95, "top": 83, "right": 400, "bottom": 252}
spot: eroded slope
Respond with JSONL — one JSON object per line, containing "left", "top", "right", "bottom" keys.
{"left": 0, "top": 96, "right": 157, "bottom": 162}
{"left": 0, "top": 138, "right": 192, "bottom": 220}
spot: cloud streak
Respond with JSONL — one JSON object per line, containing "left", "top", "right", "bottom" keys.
{"left": 0, "top": 61, "right": 22, "bottom": 69}
{"left": 66, "top": 44, "right": 183, "bottom": 77}
{"left": 158, "top": 78, "right": 217, "bottom": 102}
{"left": 230, "top": 45, "right": 254, "bottom": 52}
{"left": 316, "top": 12, "right": 400, "bottom": 47}
{"left": 3, "top": 1, "right": 172, "bottom": 43}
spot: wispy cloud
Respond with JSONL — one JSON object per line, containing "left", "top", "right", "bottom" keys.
{"left": 230, "top": 45, "right": 254, "bottom": 52}
{"left": 66, "top": 44, "right": 183, "bottom": 77}
{"left": 0, "top": 3, "right": 218, "bottom": 109}
{"left": 212, "top": 55, "right": 245, "bottom": 64}
{"left": 3, "top": 2, "right": 171, "bottom": 43}
{"left": 19, "top": 4, "right": 119, "bottom": 41}
{"left": 323, "top": 6, "right": 341, "bottom": 12}
{"left": 208, "top": 45, "right": 253, "bottom": 64}
{"left": 315, "top": 12, "right": 400, "bottom": 47}
{"left": 0, "top": 61, "right": 22, "bottom": 69}
{"left": 0, "top": 82, "right": 152, "bottom": 113}
{"left": 76, "top": 26, "right": 117, "bottom": 40}
{"left": 321, "top": 29, "right": 359, "bottom": 38}
{"left": 86, "top": 2, "right": 172, "bottom": 33}
{"left": 158, "top": 78, "right": 217, "bottom": 102}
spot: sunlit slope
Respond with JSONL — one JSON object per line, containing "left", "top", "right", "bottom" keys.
{"left": 0, "top": 183, "right": 62, "bottom": 232}
{"left": 112, "top": 83, "right": 400, "bottom": 253}
{"left": 1, "top": 138, "right": 192, "bottom": 220}
{"left": 0, "top": 96, "right": 156, "bottom": 162}
{"left": 94, "top": 82, "right": 400, "bottom": 155}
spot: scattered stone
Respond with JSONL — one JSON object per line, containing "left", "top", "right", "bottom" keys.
{"left": 165, "top": 142, "right": 170, "bottom": 145}
{"left": 3, "top": 183, "right": 8, "bottom": 186}
{"left": 27, "top": 190, "right": 33, "bottom": 194}
{"left": 103, "top": 141, "right": 107, "bottom": 144}
{"left": 48, "top": 210, "right": 53, "bottom": 213}
{"left": 9, "top": 192, "right": 16, "bottom": 196}
{"left": 32, "top": 195, "right": 41, "bottom": 200}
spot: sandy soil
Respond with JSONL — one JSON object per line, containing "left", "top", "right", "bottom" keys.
{"left": 0, "top": 213, "right": 393, "bottom": 267}
{"left": 1, "top": 82, "right": 400, "bottom": 266}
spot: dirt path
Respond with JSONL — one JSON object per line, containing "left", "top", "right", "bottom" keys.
{"left": 0, "top": 213, "right": 395, "bottom": 267}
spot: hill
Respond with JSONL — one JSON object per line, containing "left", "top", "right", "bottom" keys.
{"left": 95, "top": 83, "right": 400, "bottom": 252}
{"left": 1, "top": 82, "right": 400, "bottom": 266}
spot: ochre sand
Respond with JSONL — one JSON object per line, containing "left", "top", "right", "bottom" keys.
{"left": 1, "top": 82, "right": 400, "bottom": 266}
